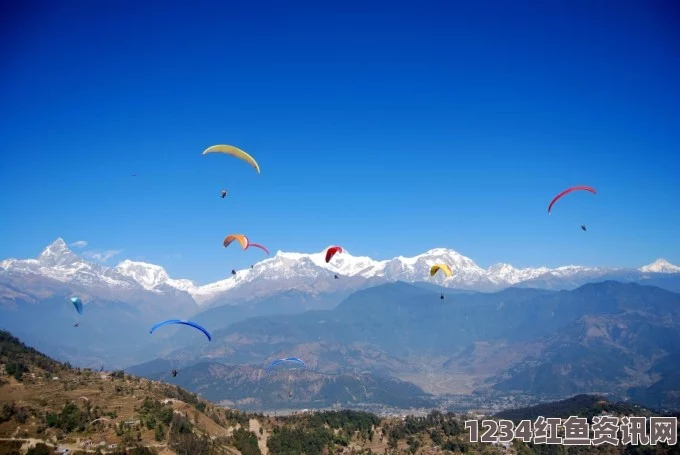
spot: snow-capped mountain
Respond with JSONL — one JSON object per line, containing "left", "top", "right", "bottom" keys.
{"left": 113, "top": 259, "right": 196, "bottom": 293}
{"left": 0, "top": 238, "right": 198, "bottom": 316}
{"left": 2, "top": 238, "right": 679, "bottom": 307}
{"left": 107, "top": 246, "right": 539, "bottom": 304}
{"left": 0, "top": 239, "right": 137, "bottom": 290}
{"left": 639, "top": 258, "right": 680, "bottom": 274}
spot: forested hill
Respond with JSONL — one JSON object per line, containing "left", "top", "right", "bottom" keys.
{"left": 1, "top": 331, "right": 678, "bottom": 454}
{"left": 494, "top": 394, "right": 656, "bottom": 422}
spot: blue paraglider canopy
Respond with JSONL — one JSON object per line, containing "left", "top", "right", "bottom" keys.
{"left": 149, "top": 319, "right": 212, "bottom": 342}
{"left": 265, "top": 357, "right": 306, "bottom": 373}
{"left": 71, "top": 297, "right": 84, "bottom": 315}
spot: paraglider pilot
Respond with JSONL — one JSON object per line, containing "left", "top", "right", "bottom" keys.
{"left": 171, "top": 369, "right": 178, "bottom": 377}
{"left": 440, "top": 293, "right": 444, "bottom": 300}
{"left": 334, "top": 274, "right": 339, "bottom": 280}
{"left": 581, "top": 225, "right": 587, "bottom": 232}
{"left": 221, "top": 190, "right": 227, "bottom": 199}
{"left": 231, "top": 269, "right": 236, "bottom": 275}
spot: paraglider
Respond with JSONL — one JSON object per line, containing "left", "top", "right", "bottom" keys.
{"left": 71, "top": 297, "right": 83, "bottom": 315}
{"left": 149, "top": 319, "right": 212, "bottom": 342}
{"left": 429, "top": 264, "right": 452, "bottom": 278}
{"left": 547, "top": 186, "right": 596, "bottom": 215}
{"left": 325, "top": 246, "right": 343, "bottom": 263}
{"left": 202, "top": 145, "right": 261, "bottom": 174}
{"left": 71, "top": 297, "right": 83, "bottom": 326}
{"left": 265, "top": 357, "right": 306, "bottom": 373}
{"left": 429, "top": 265, "right": 451, "bottom": 300}
{"left": 171, "top": 369, "right": 178, "bottom": 377}
{"left": 265, "top": 357, "right": 306, "bottom": 400}
{"left": 221, "top": 190, "right": 227, "bottom": 199}
{"left": 224, "top": 234, "right": 249, "bottom": 250}
{"left": 223, "top": 234, "right": 269, "bottom": 257}
{"left": 581, "top": 225, "right": 587, "bottom": 232}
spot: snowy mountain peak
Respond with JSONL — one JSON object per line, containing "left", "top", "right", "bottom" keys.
{"left": 423, "top": 247, "right": 459, "bottom": 256}
{"left": 640, "top": 258, "right": 680, "bottom": 274}
{"left": 0, "top": 238, "right": 139, "bottom": 289}
{"left": 50, "top": 238, "right": 67, "bottom": 248}
{"left": 113, "top": 260, "right": 171, "bottom": 290}
{"left": 271, "top": 247, "right": 380, "bottom": 278}
{"left": 487, "top": 263, "right": 517, "bottom": 273}
{"left": 38, "top": 238, "right": 79, "bottom": 267}
{"left": 485, "top": 262, "right": 551, "bottom": 284}
{"left": 395, "top": 248, "right": 484, "bottom": 272}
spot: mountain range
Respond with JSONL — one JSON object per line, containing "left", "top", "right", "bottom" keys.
{"left": 129, "top": 280, "right": 680, "bottom": 412}
{"left": 3, "top": 238, "right": 680, "bottom": 308}
{"left": 2, "top": 238, "right": 680, "bottom": 412}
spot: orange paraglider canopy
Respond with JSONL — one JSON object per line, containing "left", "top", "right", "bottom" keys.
{"left": 223, "top": 234, "right": 249, "bottom": 249}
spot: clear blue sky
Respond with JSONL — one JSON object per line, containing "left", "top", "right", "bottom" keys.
{"left": 1, "top": 0, "right": 678, "bottom": 283}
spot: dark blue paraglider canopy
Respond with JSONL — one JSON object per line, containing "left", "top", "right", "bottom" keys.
{"left": 149, "top": 319, "right": 212, "bottom": 341}
{"left": 71, "top": 297, "right": 84, "bottom": 315}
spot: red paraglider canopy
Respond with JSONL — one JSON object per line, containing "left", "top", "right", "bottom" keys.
{"left": 548, "top": 186, "right": 596, "bottom": 215}
{"left": 325, "top": 246, "right": 343, "bottom": 263}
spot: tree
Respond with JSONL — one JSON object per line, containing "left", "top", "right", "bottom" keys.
{"left": 26, "top": 443, "right": 51, "bottom": 455}
{"left": 155, "top": 424, "right": 165, "bottom": 442}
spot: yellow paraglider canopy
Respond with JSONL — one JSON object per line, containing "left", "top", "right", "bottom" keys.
{"left": 429, "top": 264, "right": 452, "bottom": 278}
{"left": 202, "top": 145, "right": 261, "bottom": 174}
{"left": 223, "top": 234, "right": 249, "bottom": 249}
